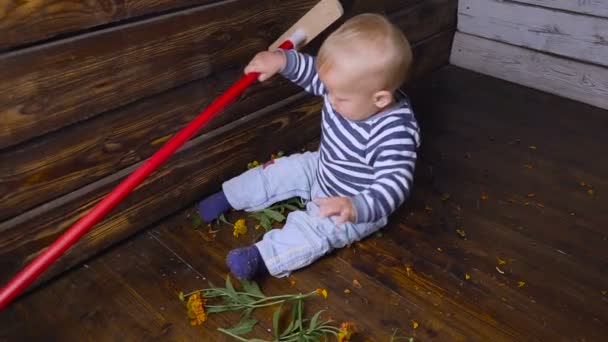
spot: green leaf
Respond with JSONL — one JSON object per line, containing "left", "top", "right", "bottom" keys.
{"left": 223, "top": 317, "right": 259, "bottom": 336}
{"left": 249, "top": 211, "right": 265, "bottom": 220}
{"left": 272, "top": 304, "right": 282, "bottom": 338}
{"left": 296, "top": 298, "right": 304, "bottom": 331}
{"left": 280, "top": 303, "right": 299, "bottom": 338}
{"left": 192, "top": 215, "right": 203, "bottom": 229}
{"left": 282, "top": 204, "right": 301, "bottom": 212}
{"left": 241, "top": 280, "right": 265, "bottom": 297}
{"left": 308, "top": 310, "right": 324, "bottom": 331}
{"left": 263, "top": 208, "right": 286, "bottom": 222}
{"left": 242, "top": 307, "right": 253, "bottom": 320}
{"left": 225, "top": 275, "right": 238, "bottom": 300}
{"left": 216, "top": 213, "right": 230, "bottom": 225}
{"left": 206, "top": 306, "right": 235, "bottom": 313}
{"left": 260, "top": 216, "right": 273, "bottom": 231}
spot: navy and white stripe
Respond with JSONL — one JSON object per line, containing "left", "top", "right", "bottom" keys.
{"left": 280, "top": 50, "right": 420, "bottom": 223}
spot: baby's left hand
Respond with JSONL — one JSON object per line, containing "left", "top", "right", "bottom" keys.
{"left": 314, "top": 196, "right": 356, "bottom": 225}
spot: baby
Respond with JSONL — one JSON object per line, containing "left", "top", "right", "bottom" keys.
{"left": 199, "top": 13, "right": 420, "bottom": 279}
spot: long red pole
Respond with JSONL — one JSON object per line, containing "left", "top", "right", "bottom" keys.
{"left": 0, "top": 40, "right": 294, "bottom": 310}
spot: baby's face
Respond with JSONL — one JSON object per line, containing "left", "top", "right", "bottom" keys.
{"left": 319, "top": 67, "right": 385, "bottom": 121}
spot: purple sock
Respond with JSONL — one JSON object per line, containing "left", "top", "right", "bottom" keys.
{"left": 198, "top": 191, "right": 232, "bottom": 223}
{"left": 226, "top": 245, "right": 268, "bottom": 280}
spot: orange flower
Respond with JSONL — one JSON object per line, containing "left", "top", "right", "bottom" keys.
{"left": 186, "top": 292, "right": 207, "bottom": 326}
{"left": 315, "top": 288, "right": 328, "bottom": 299}
{"left": 338, "top": 321, "right": 356, "bottom": 342}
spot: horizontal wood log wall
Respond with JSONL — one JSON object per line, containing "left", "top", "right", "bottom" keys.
{"left": 450, "top": 0, "right": 608, "bottom": 110}
{"left": 0, "top": 0, "right": 456, "bottom": 294}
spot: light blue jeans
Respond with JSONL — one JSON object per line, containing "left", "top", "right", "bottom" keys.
{"left": 222, "top": 151, "right": 387, "bottom": 278}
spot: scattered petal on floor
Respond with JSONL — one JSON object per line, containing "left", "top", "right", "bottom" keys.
{"left": 465, "top": 273, "right": 471, "bottom": 280}
{"left": 497, "top": 257, "right": 507, "bottom": 266}
{"left": 518, "top": 281, "right": 526, "bottom": 288}
{"left": 456, "top": 229, "right": 466, "bottom": 239}
{"left": 352, "top": 279, "right": 362, "bottom": 289}
{"left": 529, "top": 145, "right": 537, "bottom": 150}
{"left": 496, "top": 266, "right": 505, "bottom": 274}
{"left": 440, "top": 193, "right": 451, "bottom": 202}
{"left": 412, "top": 320, "right": 419, "bottom": 329}
{"left": 344, "top": 288, "right": 351, "bottom": 295}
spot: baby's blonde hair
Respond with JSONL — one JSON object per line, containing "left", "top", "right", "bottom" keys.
{"left": 317, "top": 13, "right": 413, "bottom": 91}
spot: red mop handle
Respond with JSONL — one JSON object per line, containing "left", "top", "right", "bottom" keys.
{"left": 0, "top": 40, "right": 294, "bottom": 310}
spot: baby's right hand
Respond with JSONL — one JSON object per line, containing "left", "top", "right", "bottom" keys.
{"left": 244, "top": 51, "right": 286, "bottom": 82}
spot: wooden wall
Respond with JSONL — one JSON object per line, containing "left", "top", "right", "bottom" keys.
{"left": 0, "top": 0, "right": 456, "bottom": 293}
{"left": 450, "top": 0, "right": 608, "bottom": 110}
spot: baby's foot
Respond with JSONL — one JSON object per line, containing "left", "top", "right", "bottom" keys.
{"left": 198, "top": 191, "right": 232, "bottom": 223}
{"left": 226, "top": 245, "right": 268, "bottom": 280}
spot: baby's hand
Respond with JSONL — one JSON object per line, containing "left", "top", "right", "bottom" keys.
{"left": 314, "top": 197, "right": 356, "bottom": 225}
{"left": 244, "top": 51, "right": 286, "bottom": 82}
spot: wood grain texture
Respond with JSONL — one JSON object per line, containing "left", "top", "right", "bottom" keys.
{"left": 0, "top": 0, "right": 317, "bottom": 149}
{"left": 0, "top": 3, "right": 455, "bottom": 221}
{"left": 457, "top": 0, "right": 608, "bottom": 67}
{"left": 394, "top": 65, "right": 608, "bottom": 340}
{"left": 0, "top": 232, "right": 273, "bottom": 341}
{"left": 0, "top": 71, "right": 301, "bottom": 221}
{"left": 0, "top": 0, "right": 220, "bottom": 51}
{"left": 148, "top": 209, "right": 521, "bottom": 341}
{"left": 0, "top": 92, "right": 322, "bottom": 294}
{"left": 0, "top": 30, "right": 452, "bottom": 300}
{"left": 450, "top": 32, "right": 608, "bottom": 110}
{"left": 390, "top": 0, "right": 456, "bottom": 44}
{"left": 514, "top": 0, "right": 608, "bottom": 18}
{"left": 4, "top": 66, "right": 606, "bottom": 341}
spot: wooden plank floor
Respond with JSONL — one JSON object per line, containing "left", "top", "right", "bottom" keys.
{"left": 1, "top": 65, "right": 607, "bottom": 341}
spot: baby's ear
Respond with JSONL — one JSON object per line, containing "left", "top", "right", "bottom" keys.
{"left": 373, "top": 90, "right": 393, "bottom": 109}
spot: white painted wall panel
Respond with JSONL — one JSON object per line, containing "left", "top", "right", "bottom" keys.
{"left": 450, "top": 32, "right": 608, "bottom": 110}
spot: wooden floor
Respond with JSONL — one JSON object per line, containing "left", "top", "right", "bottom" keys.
{"left": 1, "top": 66, "right": 607, "bottom": 341}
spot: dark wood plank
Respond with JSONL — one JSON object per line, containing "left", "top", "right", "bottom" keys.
{"left": 0, "top": 72, "right": 301, "bottom": 221}
{"left": 0, "top": 27, "right": 452, "bottom": 295}
{"left": 0, "top": 0, "right": 317, "bottom": 148}
{"left": 0, "top": 24, "right": 453, "bottom": 222}
{"left": 0, "top": 0, "right": 219, "bottom": 51}
{"left": 0, "top": 230, "right": 273, "bottom": 341}
{"left": 333, "top": 65, "right": 608, "bottom": 341}
{"left": 391, "top": 0, "right": 456, "bottom": 44}
{"left": 0, "top": 0, "right": 455, "bottom": 223}
{"left": 0, "top": 92, "right": 321, "bottom": 293}
{"left": 150, "top": 204, "right": 519, "bottom": 341}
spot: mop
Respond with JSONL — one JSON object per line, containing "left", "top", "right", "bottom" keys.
{"left": 0, "top": 0, "right": 344, "bottom": 310}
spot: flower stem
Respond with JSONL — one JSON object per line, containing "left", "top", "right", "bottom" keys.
{"left": 217, "top": 328, "right": 250, "bottom": 341}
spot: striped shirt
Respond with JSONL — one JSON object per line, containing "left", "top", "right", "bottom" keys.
{"left": 280, "top": 50, "right": 420, "bottom": 223}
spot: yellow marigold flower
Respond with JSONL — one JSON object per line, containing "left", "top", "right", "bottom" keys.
{"left": 186, "top": 292, "right": 207, "bottom": 326}
{"left": 233, "top": 219, "right": 248, "bottom": 238}
{"left": 315, "top": 288, "right": 328, "bottom": 299}
{"left": 247, "top": 160, "right": 260, "bottom": 169}
{"left": 271, "top": 151, "right": 285, "bottom": 160}
{"left": 338, "top": 321, "right": 356, "bottom": 342}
